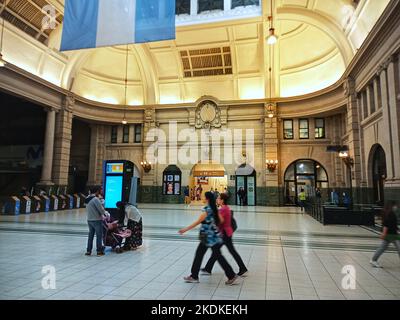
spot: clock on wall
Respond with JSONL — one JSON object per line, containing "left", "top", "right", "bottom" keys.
{"left": 200, "top": 102, "right": 217, "bottom": 122}
{"left": 195, "top": 100, "right": 221, "bottom": 129}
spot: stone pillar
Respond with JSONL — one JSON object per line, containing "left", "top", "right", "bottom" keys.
{"left": 344, "top": 78, "right": 363, "bottom": 203}
{"left": 140, "top": 108, "right": 157, "bottom": 203}
{"left": 87, "top": 124, "right": 106, "bottom": 189}
{"left": 357, "top": 92, "right": 368, "bottom": 189}
{"left": 264, "top": 103, "right": 279, "bottom": 206}
{"left": 38, "top": 108, "right": 56, "bottom": 188}
{"left": 380, "top": 54, "right": 400, "bottom": 199}
{"left": 331, "top": 115, "right": 344, "bottom": 187}
{"left": 142, "top": 108, "right": 157, "bottom": 185}
{"left": 52, "top": 95, "right": 74, "bottom": 192}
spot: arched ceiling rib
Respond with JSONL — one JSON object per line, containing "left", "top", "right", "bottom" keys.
{"left": 276, "top": 6, "right": 354, "bottom": 65}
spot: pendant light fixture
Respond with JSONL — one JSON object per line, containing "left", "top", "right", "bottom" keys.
{"left": 122, "top": 45, "right": 129, "bottom": 125}
{"left": 0, "top": 12, "right": 6, "bottom": 67}
{"left": 267, "top": 0, "right": 278, "bottom": 46}
{"left": 266, "top": 32, "right": 275, "bottom": 119}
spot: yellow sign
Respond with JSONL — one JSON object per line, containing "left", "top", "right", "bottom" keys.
{"left": 193, "top": 170, "right": 225, "bottom": 177}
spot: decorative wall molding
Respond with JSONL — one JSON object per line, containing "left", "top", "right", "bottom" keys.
{"left": 194, "top": 100, "right": 222, "bottom": 130}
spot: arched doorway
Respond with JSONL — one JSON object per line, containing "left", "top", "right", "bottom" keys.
{"left": 371, "top": 145, "right": 387, "bottom": 205}
{"left": 189, "top": 161, "right": 227, "bottom": 203}
{"left": 284, "top": 160, "right": 328, "bottom": 205}
{"left": 235, "top": 164, "right": 256, "bottom": 206}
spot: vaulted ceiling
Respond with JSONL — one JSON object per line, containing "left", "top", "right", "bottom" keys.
{"left": 0, "top": 0, "right": 391, "bottom": 105}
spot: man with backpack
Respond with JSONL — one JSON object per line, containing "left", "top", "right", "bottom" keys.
{"left": 200, "top": 193, "right": 248, "bottom": 277}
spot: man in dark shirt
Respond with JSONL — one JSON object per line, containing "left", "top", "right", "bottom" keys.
{"left": 370, "top": 201, "right": 400, "bottom": 268}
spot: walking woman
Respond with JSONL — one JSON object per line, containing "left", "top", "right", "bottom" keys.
{"left": 370, "top": 201, "right": 400, "bottom": 268}
{"left": 179, "top": 192, "right": 239, "bottom": 285}
{"left": 201, "top": 193, "right": 248, "bottom": 277}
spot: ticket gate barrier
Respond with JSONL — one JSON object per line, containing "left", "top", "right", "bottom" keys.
{"left": 40, "top": 195, "right": 51, "bottom": 212}
{"left": 31, "top": 196, "right": 42, "bottom": 213}
{"left": 66, "top": 194, "right": 74, "bottom": 209}
{"left": 78, "top": 193, "right": 87, "bottom": 207}
{"left": 58, "top": 195, "right": 68, "bottom": 210}
{"left": 5, "top": 196, "right": 20, "bottom": 215}
{"left": 20, "top": 196, "right": 32, "bottom": 214}
{"left": 50, "top": 195, "right": 59, "bottom": 211}
{"left": 73, "top": 194, "right": 81, "bottom": 208}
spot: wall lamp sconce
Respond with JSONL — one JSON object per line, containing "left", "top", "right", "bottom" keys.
{"left": 140, "top": 161, "right": 152, "bottom": 173}
{"left": 339, "top": 151, "right": 354, "bottom": 167}
{"left": 266, "top": 103, "right": 275, "bottom": 118}
{"left": 266, "top": 160, "right": 279, "bottom": 173}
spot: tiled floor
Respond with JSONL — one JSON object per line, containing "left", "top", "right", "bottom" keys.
{"left": 0, "top": 204, "right": 399, "bottom": 300}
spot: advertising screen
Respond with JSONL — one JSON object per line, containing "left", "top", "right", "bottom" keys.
{"left": 106, "top": 163, "right": 124, "bottom": 174}
{"left": 104, "top": 176, "right": 123, "bottom": 208}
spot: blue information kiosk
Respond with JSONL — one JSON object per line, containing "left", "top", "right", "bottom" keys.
{"left": 103, "top": 160, "right": 137, "bottom": 222}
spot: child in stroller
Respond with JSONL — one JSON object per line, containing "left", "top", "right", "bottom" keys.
{"left": 102, "top": 215, "right": 132, "bottom": 254}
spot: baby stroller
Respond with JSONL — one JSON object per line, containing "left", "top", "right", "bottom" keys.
{"left": 102, "top": 216, "right": 132, "bottom": 254}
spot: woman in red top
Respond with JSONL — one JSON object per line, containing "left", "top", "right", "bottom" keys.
{"left": 201, "top": 193, "right": 248, "bottom": 277}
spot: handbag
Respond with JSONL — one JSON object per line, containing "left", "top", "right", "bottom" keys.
{"left": 231, "top": 210, "right": 238, "bottom": 232}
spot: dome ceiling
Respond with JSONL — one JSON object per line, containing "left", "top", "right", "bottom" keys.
{"left": 1, "top": 0, "right": 391, "bottom": 105}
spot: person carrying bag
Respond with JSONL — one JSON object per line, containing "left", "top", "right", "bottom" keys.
{"left": 201, "top": 193, "right": 248, "bottom": 277}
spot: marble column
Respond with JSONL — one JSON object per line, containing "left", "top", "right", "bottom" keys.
{"left": 87, "top": 124, "right": 106, "bottom": 188}
{"left": 384, "top": 55, "right": 400, "bottom": 187}
{"left": 264, "top": 104, "right": 279, "bottom": 206}
{"left": 52, "top": 95, "right": 74, "bottom": 191}
{"left": 39, "top": 108, "right": 56, "bottom": 186}
{"left": 343, "top": 77, "right": 363, "bottom": 202}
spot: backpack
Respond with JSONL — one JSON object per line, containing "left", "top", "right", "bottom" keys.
{"left": 231, "top": 210, "right": 238, "bottom": 232}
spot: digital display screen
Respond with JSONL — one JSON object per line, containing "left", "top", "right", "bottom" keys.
{"left": 104, "top": 176, "right": 123, "bottom": 208}
{"left": 106, "top": 163, "right": 124, "bottom": 174}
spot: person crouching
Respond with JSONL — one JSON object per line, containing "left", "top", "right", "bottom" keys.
{"left": 116, "top": 201, "right": 143, "bottom": 251}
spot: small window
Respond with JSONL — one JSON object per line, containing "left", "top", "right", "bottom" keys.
{"left": 283, "top": 120, "right": 293, "bottom": 140}
{"left": 376, "top": 80, "right": 382, "bottom": 109}
{"left": 232, "top": 0, "right": 260, "bottom": 9}
{"left": 134, "top": 125, "right": 142, "bottom": 143}
{"left": 111, "top": 126, "right": 118, "bottom": 144}
{"left": 315, "top": 119, "right": 325, "bottom": 139}
{"left": 176, "top": 0, "right": 190, "bottom": 15}
{"left": 299, "top": 119, "right": 309, "bottom": 139}
{"left": 122, "top": 125, "right": 129, "bottom": 143}
{"left": 198, "top": 0, "right": 223, "bottom": 13}
{"left": 368, "top": 84, "right": 376, "bottom": 114}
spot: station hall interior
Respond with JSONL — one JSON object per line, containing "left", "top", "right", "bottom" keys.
{"left": 1, "top": 0, "right": 400, "bottom": 301}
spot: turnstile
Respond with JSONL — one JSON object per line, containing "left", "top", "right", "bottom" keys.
{"left": 5, "top": 196, "right": 21, "bottom": 215}
{"left": 50, "top": 195, "right": 59, "bottom": 211}
{"left": 31, "top": 196, "right": 42, "bottom": 213}
{"left": 19, "top": 196, "right": 32, "bottom": 214}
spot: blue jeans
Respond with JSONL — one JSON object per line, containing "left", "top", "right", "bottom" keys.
{"left": 87, "top": 220, "right": 103, "bottom": 253}
{"left": 372, "top": 239, "right": 400, "bottom": 262}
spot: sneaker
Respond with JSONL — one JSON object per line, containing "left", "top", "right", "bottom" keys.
{"left": 200, "top": 269, "right": 212, "bottom": 276}
{"left": 184, "top": 276, "right": 199, "bottom": 283}
{"left": 225, "top": 275, "right": 240, "bottom": 286}
{"left": 370, "top": 260, "right": 382, "bottom": 268}
{"left": 238, "top": 270, "right": 249, "bottom": 277}
{"left": 97, "top": 251, "right": 105, "bottom": 256}
{"left": 85, "top": 252, "right": 91, "bottom": 256}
